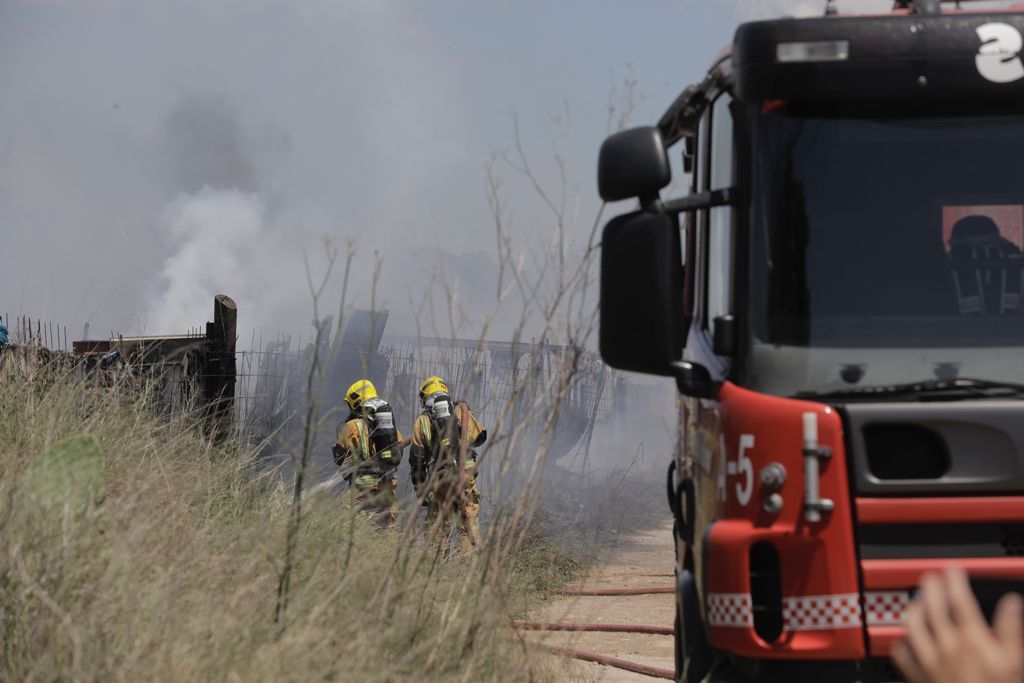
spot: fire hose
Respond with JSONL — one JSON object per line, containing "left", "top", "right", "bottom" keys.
{"left": 534, "top": 644, "right": 676, "bottom": 680}
{"left": 561, "top": 585, "right": 675, "bottom": 596}
{"left": 515, "top": 585, "right": 678, "bottom": 680}
{"left": 512, "top": 621, "right": 674, "bottom": 636}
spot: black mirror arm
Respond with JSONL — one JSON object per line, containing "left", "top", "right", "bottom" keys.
{"left": 638, "top": 192, "right": 663, "bottom": 213}
{"left": 656, "top": 187, "right": 735, "bottom": 215}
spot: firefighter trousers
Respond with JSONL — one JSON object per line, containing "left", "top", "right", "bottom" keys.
{"left": 352, "top": 474, "right": 398, "bottom": 531}
{"left": 424, "top": 462, "right": 479, "bottom": 554}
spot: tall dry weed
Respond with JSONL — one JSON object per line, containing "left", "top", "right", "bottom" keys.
{"left": 0, "top": 372, "right": 574, "bottom": 682}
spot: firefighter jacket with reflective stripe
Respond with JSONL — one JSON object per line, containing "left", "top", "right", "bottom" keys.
{"left": 335, "top": 417, "right": 405, "bottom": 486}
{"left": 409, "top": 401, "right": 486, "bottom": 491}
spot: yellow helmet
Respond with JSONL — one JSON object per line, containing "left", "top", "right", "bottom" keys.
{"left": 419, "top": 375, "right": 449, "bottom": 402}
{"left": 344, "top": 379, "right": 378, "bottom": 411}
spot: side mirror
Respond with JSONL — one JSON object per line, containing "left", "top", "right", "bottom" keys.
{"left": 598, "top": 126, "right": 671, "bottom": 203}
{"left": 672, "top": 361, "right": 715, "bottom": 399}
{"left": 600, "top": 210, "right": 686, "bottom": 375}
{"left": 712, "top": 315, "right": 737, "bottom": 357}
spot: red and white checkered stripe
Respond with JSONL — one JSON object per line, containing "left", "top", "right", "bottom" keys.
{"left": 865, "top": 591, "right": 911, "bottom": 627}
{"left": 782, "top": 593, "right": 863, "bottom": 631}
{"left": 707, "top": 593, "right": 753, "bottom": 628}
{"left": 708, "top": 592, "right": 871, "bottom": 631}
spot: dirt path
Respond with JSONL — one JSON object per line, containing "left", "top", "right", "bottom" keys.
{"left": 529, "top": 520, "right": 677, "bottom": 681}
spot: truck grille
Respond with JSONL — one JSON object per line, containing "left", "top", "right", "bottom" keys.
{"left": 859, "top": 523, "right": 1024, "bottom": 559}
{"left": 843, "top": 401, "right": 1024, "bottom": 496}
{"left": 870, "top": 658, "right": 906, "bottom": 683}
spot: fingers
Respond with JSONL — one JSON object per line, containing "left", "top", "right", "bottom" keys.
{"left": 897, "top": 568, "right": 1024, "bottom": 683}
{"left": 920, "top": 573, "right": 957, "bottom": 650}
{"left": 893, "top": 640, "right": 928, "bottom": 683}
{"left": 903, "top": 598, "right": 940, "bottom": 674}
{"left": 993, "top": 592, "right": 1024, "bottom": 667}
{"left": 945, "top": 567, "right": 988, "bottom": 632}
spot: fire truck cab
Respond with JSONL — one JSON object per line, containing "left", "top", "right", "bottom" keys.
{"left": 598, "top": 1, "right": 1024, "bottom": 681}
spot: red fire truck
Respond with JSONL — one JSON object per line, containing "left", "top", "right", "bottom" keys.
{"left": 598, "top": 1, "right": 1024, "bottom": 680}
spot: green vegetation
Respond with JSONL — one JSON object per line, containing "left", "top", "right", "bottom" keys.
{"left": 0, "top": 372, "right": 589, "bottom": 682}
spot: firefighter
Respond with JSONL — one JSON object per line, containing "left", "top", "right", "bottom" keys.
{"left": 409, "top": 376, "right": 487, "bottom": 553}
{"left": 332, "top": 379, "right": 405, "bottom": 529}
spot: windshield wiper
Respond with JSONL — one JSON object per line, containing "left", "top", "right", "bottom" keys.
{"left": 798, "top": 378, "right": 1024, "bottom": 402}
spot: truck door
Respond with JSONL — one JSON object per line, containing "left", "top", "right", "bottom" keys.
{"left": 685, "top": 91, "right": 736, "bottom": 605}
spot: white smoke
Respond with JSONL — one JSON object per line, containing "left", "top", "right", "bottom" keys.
{"left": 150, "top": 187, "right": 294, "bottom": 335}
{"left": 0, "top": 0, "right": 480, "bottom": 340}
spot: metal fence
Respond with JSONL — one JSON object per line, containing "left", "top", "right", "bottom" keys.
{"left": 1, "top": 314, "right": 72, "bottom": 352}
{"left": 1, "top": 309, "right": 619, "bottom": 465}
{"left": 234, "top": 333, "right": 617, "bottom": 463}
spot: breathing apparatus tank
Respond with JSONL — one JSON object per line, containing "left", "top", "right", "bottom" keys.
{"left": 425, "top": 391, "right": 462, "bottom": 469}
{"left": 362, "top": 396, "right": 401, "bottom": 470}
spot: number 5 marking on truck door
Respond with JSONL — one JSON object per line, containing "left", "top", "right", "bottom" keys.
{"left": 719, "top": 434, "right": 755, "bottom": 506}
{"left": 734, "top": 435, "right": 754, "bottom": 506}
{"left": 977, "top": 23, "right": 1024, "bottom": 84}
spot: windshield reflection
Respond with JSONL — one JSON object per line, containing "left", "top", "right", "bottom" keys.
{"left": 748, "top": 112, "right": 1024, "bottom": 396}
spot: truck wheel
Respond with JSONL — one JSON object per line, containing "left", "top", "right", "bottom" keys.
{"left": 677, "top": 569, "right": 714, "bottom": 683}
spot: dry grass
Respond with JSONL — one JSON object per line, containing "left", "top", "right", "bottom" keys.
{"left": 0, "top": 371, "right": 581, "bottom": 682}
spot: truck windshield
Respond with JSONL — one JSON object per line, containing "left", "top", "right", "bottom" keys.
{"left": 749, "top": 110, "right": 1024, "bottom": 397}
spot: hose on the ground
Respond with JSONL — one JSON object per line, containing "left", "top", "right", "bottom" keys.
{"left": 561, "top": 585, "right": 675, "bottom": 596}
{"left": 512, "top": 620, "right": 673, "bottom": 636}
{"left": 535, "top": 643, "right": 675, "bottom": 680}
{"left": 523, "top": 585, "right": 677, "bottom": 678}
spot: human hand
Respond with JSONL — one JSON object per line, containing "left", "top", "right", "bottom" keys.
{"left": 893, "top": 568, "right": 1023, "bottom": 683}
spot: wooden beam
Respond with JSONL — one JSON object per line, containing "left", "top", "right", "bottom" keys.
{"left": 207, "top": 294, "right": 237, "bottom": 444}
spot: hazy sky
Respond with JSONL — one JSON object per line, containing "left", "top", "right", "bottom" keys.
{"left": 0, "top": 0, "right": 890, "bottom": 342}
